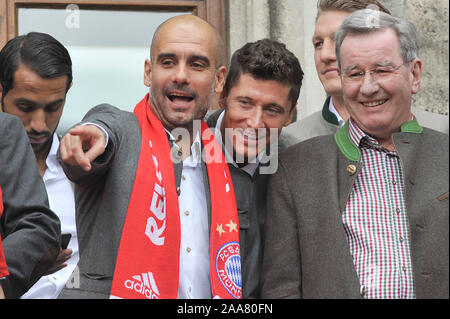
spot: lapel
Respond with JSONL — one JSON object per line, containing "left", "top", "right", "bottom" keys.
{"left": 205, "top": 109, "right": 223, "bottom": 129}
{"left": 333, "top": 122, "right": 362, "bottom": 213}
{"left": 321, "top": 96, "right": 340, "bottom": 125}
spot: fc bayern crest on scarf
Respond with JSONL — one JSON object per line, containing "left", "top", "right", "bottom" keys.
{"left": 216, "top": 242, "right": 242, "bottom": 299}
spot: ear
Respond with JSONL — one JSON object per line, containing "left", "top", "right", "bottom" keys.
{"left": 144, "top": 59, "right": 152, "bottom": 88}
{"left": 410, "top": 58, "right": 422, "bottom": 95}
{"left": 214, "top": 66, "right": 227, "bottom": 94}
{"left": 284, "top": 103, "right": 297, "bottom": 126}
{"left": 218, "top": 90, "right": 227, "bottom": 110}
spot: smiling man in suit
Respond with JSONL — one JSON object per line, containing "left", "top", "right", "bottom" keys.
{"left": 206, "top": 38, "right": 303, "bottom": 298}
{"left": 56, "top": 15, "right": 246, "bottom": 299}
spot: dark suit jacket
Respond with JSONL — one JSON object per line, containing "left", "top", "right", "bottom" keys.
{"left": 262, "top": 122, "right": 449, "bottom": 298}
{"left": 0, "top": 113, "right": 60, "bottom": 298}
{"left": 58, "top": 103, "right": 217, "bottom": 298}
{"left": 206, "top": 109, "right": 297, "bottom": 298}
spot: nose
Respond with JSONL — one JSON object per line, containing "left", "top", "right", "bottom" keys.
{"left": 320, "top": 39, "right": 336, "bottom": 62}
{"left": 173, "top": 63, "right": 189, "bottom": 85}
{"left": 247, "top": 107, "right": 264, "bottom": 130}
{"left": 29, "top": 109, "right": 48, "bottom": 133}
{"left": 359, "top": 72, "right": 380, "bottom": 96}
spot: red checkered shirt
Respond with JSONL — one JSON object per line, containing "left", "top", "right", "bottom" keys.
{"left": 342, "top": 118, "right": 415, "bottom": 299}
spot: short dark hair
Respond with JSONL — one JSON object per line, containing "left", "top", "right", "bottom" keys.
{"left": 0, "top": 32, "right": 72, "bottom": 97}
{"left": 222, "top": 39, "right": 304, "bottom": 111}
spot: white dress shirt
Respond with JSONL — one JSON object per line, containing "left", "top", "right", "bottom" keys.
{"left": 21, "top": 134, "right": 79, "bottom": 299}
{"left": 167, "top": 130, "right": 211, "bottom": 299}
{"left": 79, "top": 124, "right": 211, "bottom": 298}
{"left": 329, "top": 97, "right": 346, "bottom": 127}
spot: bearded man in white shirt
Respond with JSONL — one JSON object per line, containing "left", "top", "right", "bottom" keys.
{"left": 0, "top": 32, "right": 78, "bottom": 299}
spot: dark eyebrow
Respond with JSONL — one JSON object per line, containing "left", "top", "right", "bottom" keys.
{"left": 189, "top": 55, "right": 211, "bottom": 67}
{"left": 45, "top": 99, "right": 66, "bottom": 108}
{"left": 235, "top": 95, "right": 252, "bottom": 101}
{"left": 13, "top": 97, "right": 38, "bottom": 107}
{"left": 156, "top": 52, "right": 211, "bottom": 67}
{"left": 235, "top": 96, "right": 285, "bottom": 111}
{"left": 13, "top": 97, "right": 65, "bottom": 109}
{"left": 265, "top": 102, "right": 284, "bottom": 109}
{"left": 156, "top": 52, "right": 177, "bottom": 62}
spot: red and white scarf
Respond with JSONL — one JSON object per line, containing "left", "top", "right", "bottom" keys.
{"left": 110, "top": 95, "right": 241, "bottom": 299}
{"left": 0, "top": 187, "right": 9, "bottom": 278}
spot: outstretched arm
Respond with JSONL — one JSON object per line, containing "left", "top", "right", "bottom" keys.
{"left": 59, "top": 124, "right": 106, "bottom": 172}
{"left": 57, "top": 103, "right": 126, "bottom": 184}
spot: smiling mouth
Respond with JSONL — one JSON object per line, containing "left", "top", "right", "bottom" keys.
{"left": 241, "top": 129, "right": 268, "bottom": 147}
{"left": 324, "top": 68, "right": 338, "bottom": 74}
{"left": 167, "top": 92, "right": 194, "bottom": 105}
{"left": 362, "top": 99, "right": 388, "bottom": 107}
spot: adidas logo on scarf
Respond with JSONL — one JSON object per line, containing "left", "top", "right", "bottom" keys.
{"left": 124, "top": 272, "right": 160, "bottom": 299}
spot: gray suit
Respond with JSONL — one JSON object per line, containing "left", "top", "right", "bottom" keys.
{"left": 58, "top": 103, "right": 218, "bottom": 298}
{"left": 262, "top": 123, "right": 449, "bottom": 298}
{"left": 0, "top": 113, "right": 60, "bottom": 298}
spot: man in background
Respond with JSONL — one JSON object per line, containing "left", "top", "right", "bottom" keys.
{"left": 206, "top": 39, "right": 303, "bottom": 297}
{"left": 0, "top": 32, "right": 78, "bottom": 298}
{"left": 285, "top": 0, "right": 448, "bottom": 142}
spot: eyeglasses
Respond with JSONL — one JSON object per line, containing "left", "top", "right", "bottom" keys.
{"left": 341, "top": 63, "right": 405, "bottom": 85}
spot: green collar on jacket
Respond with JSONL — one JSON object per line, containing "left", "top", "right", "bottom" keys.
{"left": 322, "top": 96, "right": 340, "bottom": 126}
{"left": 334, "top": 118, "right": 423, "bottom": 162}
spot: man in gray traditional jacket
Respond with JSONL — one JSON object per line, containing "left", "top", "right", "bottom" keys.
{"left": 262, "top": 9, "right": 448, "bottom": 299}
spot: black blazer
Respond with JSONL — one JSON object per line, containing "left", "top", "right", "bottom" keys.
{"left": 0, "top": 113, "right": 60, "bottom": 298}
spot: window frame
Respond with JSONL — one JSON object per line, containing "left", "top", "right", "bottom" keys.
{"left": 0, "top": 0, "right": 226, "bottom": 50}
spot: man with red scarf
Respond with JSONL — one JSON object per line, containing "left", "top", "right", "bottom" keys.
{"left": 57, "top": 15, "right": 242, "bottom": 299}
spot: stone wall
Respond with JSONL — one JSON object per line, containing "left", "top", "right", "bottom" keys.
{"left": 382, "top": 0, "right": 449, "bottom": 115}
{"left": 228, "top": 0, "right": 449, "bottom": 119}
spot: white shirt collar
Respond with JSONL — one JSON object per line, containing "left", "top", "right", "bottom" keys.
{"left": 215, "top": 110, "right": 259, "bottom": 177}
{"left": 165, "top": 128, "right": 202, "bottom": 166}
{"left": 329, "top": 97, "right": 346, "bottom": 127}
{"left": 44, "top": 133, "right": 64, "bottom": 182}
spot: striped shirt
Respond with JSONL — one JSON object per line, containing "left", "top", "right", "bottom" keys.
{"left": 342, "top": 118, "right": 415, "bottom": 299}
